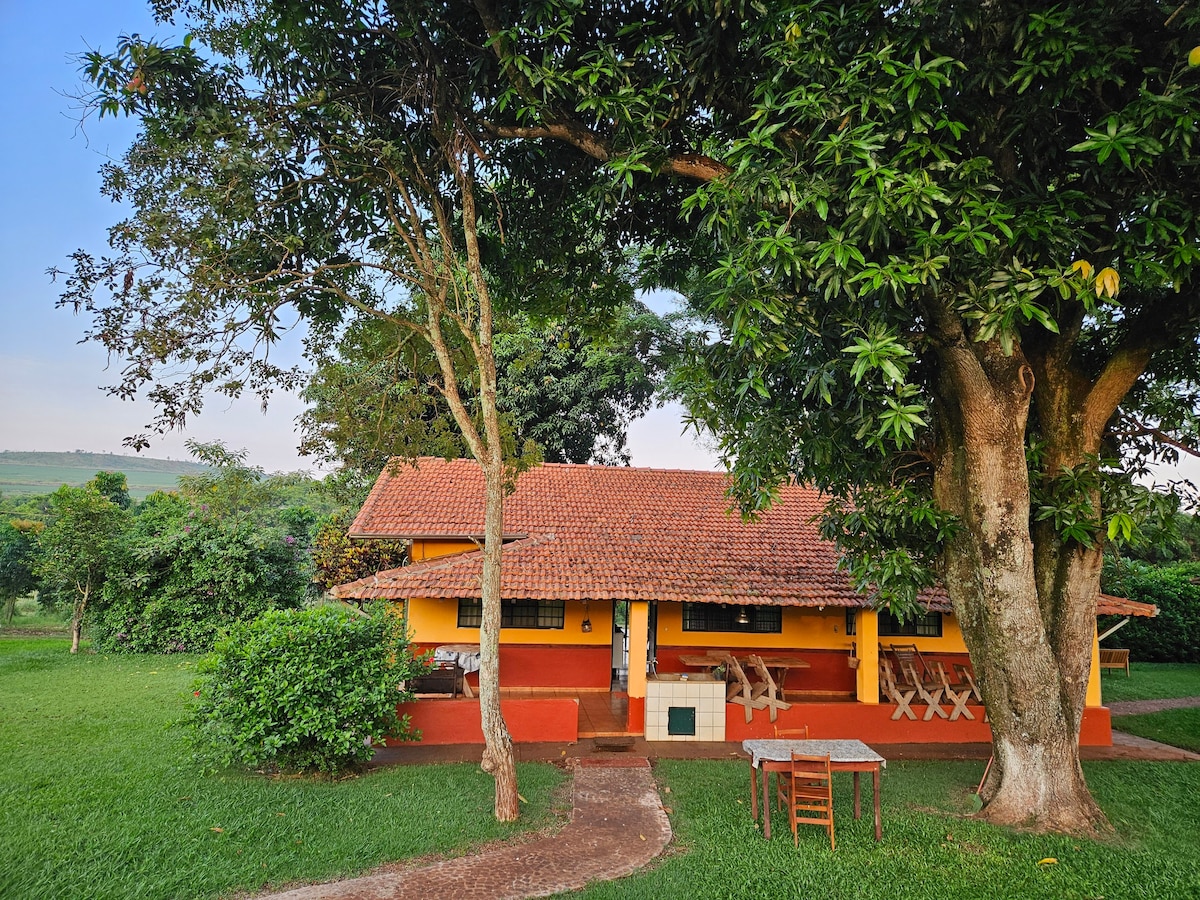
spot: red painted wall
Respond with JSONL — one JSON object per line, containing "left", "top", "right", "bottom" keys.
{"left": 723, "top": 703, "right": 1113, "bottom": 746}
{"left": 395, "top": 698, "right": 580, "bottom": 745}
{"left": 657, "top": 646, "right": 857, "bottom": 693}
{"left": 414, "top": 643, "right": 612, "bottom": 690}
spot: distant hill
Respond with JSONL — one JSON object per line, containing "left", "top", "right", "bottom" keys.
{"left": 0, "top": 451, "right": 210, "bottom": 499}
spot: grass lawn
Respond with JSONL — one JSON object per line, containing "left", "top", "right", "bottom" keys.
{"left": 1, "top": 596, "right": 69, "bottom": 633}
{"left": 1100, "top": 662, "right": 1200, "bottom": 703}
{"left": 5, "top": 638, "right": 1199, "bottom": 900}
{"left": 571, "top": 758, "right": 1200, "bottom": 900}
{"left": 1112, "top": 708, "right": 1200, "bottom": 754}
{"left": 0, "top": 638, "right": 568, "bottom": 900}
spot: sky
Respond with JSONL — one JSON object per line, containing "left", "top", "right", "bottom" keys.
{"left": 0, "top": 0, "right": 720, "bottom": 475}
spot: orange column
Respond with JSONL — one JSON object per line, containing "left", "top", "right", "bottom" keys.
{"left": 1086, "top": 628, "right": 1103, "bottom": 707}
{"left": 855, "top": 610, "right": 880, "bottom": 704}
{"left": 626, "top": 600, "right": 649, "bottom": 734}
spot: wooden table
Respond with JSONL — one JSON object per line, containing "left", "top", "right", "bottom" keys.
{"left": 742, "top": 738, "right": 885, "bottom": 841}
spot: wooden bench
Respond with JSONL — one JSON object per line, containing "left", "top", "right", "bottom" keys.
{"left": 1098, "top": 648, "right": 1130, "bottom": 676}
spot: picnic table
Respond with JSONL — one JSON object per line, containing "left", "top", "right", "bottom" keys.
{"left": 742, "top": 738, "right": 885, "bottom": 841}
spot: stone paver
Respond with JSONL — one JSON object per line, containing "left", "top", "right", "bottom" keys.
{"left": 262, "top": 759, "right": 671, "bottom": 900}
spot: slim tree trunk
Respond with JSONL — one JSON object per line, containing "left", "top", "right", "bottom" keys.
{"left": 71, "top": 582, "right": 88, "bottom": 654}
{"left": 930, "top": 322, "right": 1107, "bottom": 836}
{"left": 477, "top": 454, "right": 520, "bottom": 820}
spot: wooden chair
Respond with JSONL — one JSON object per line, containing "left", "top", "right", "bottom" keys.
{"left": 896, "top": 657, "right": 949, "bottom": 720}
{"left": 930, "top": 660, "right": 975, "bottom": 720}
{"left": 879, "top": 658, "right": 918, "bottom": 720}
{"left": 773, "top": 725, "right": 809, "bottom": 809}
{"left": 788, "top": 752, "right": 835, "bottom": 850}
{"left": 953, "top": 663, "right": 988, "bottom": 722}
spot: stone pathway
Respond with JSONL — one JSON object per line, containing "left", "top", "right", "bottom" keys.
{"left": 262, "top": 758, "right": 671, "bottom": 900}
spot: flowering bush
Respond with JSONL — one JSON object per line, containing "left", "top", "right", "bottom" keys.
{"left": 184, "top": 604, "right": 424, "bottom": 774}
{"left": 90, "top": 492, "right": 311, "bottom": 653}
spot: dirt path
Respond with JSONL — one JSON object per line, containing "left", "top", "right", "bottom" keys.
{"left": 1107, "top": 696, "right": 1200, "bottom": 716}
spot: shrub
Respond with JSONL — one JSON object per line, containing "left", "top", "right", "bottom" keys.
{"left": 184, "top": 605, "right": 426, "bottom": 774}
{"left": 91, "top": 493, "right": 311, "bottom": 653}
{"left": 1101, "top": 560, "right": 1200, "bottom": 663}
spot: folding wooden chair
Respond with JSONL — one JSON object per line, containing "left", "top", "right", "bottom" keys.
{"left": 788, "top": 752, "right": 835, "bottom": 850}
{"left": 930, "top": 660, "right": 975, "bottom": 720}
{"left": 897, "top": 657, "right": 948, "bottom": 720}
{"left": 879, "top": 658, "right": 918, "bottom": 720}
{"left": 953, "top": 663, "right": 988, "bottom": 721}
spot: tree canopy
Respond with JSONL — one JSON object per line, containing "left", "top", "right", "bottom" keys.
{"left": 63, "top": 0, "right": 1200, "bottom": 834}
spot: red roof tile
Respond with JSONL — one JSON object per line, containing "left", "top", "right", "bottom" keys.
{"left": 1097, "top": 593, "right": 1158, "bottom": 617}
{"left": 337, "top": 458, "right": 948, "bottom": 609}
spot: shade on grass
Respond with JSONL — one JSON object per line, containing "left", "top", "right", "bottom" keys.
{"left": 0, "top": 639, "right": 567, "bottom": 900}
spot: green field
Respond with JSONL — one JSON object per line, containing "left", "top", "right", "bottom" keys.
{"left": 0, "top": 451, "right": 209, "bottom": 499}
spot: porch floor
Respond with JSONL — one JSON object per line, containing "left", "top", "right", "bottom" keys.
{"left": 499, "top": 688, "right": 629, "bottom": 738}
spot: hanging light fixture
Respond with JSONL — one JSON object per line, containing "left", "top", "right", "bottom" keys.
{"left": 581, "top": 599, "right": 592, "bottom": 633}
{"left": 735, "top": 606, "right": 750, "bottom": 625}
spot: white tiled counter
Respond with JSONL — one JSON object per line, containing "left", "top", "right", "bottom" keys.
{"left": 644, "top": 673, "right": 727, "bottom": 741}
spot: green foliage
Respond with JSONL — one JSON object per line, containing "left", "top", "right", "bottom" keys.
{"left": 310, "top": 514, "right": 407, "bottom": 593}
{"left": 1101, "top": 561, "right": 1200, "bottom": 663}
{"left": 0, "top": 519, "right": 41, "bottom": 622}
{"left": 184, "top": 606, "right": 425, "bottom": 774}
{"left": 89, "top": 470, "right": 132, "bottom": 509}
{"left": 34, "top": 484, "right": 131, "bottom": 645}
{"left": 92, "top": 491, "right": 311, "bottom": 653}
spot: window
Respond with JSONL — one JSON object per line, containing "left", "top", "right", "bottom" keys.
{"left": 681, "top": 602, "right": 782, "bottom": 633}
{"left": 845, "top": 608, "right": 942, "bottom": 637}
{"left": 456, "top": 599, "right": 565, "bottom": 629}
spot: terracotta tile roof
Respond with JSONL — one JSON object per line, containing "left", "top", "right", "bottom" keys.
{"left": 337, "top": 457, "right": 947, "bottom": 609}
{"left": 1097, "top": 593, "right": 1158, "bottom": 617}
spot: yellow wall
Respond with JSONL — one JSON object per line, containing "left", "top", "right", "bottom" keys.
{"left": 407, "top": 594, "right": 616, "bottom": 647}
{"left": 1087, "top": 630, "right": 1103, "bottom": 707}
{"left": 411, "top": 539, "right": 479, "bottom": 562}
{"left": 654, "top": 603, "right": 970, "bottom": 655}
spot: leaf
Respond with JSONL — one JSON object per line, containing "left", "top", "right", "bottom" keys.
{"left": 1070, "top": 260, "right": 1093, "bottom": 280}
{"left": 1189, "top": 46, "right": 1200, "bottom": 67}
{"left": 1037, "top": 857, "right": 1058, "bottom": 866}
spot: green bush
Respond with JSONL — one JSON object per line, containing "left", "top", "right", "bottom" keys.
{"left": 91, "top": 492, "right": 311, "bottom": 653}
{"left": 185, "top": 605, "right": 426, "bottom": 774}
{"left": 1101, "top": 561, "right": 1200, "bottom": 663}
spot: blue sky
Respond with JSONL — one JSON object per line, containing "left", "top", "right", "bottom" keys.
{"left": 0, "top": 1, "right": 719, "bottom": 474}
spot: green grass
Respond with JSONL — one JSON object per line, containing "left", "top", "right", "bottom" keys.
{"left": 0, "top": 638, "right": 568, "bottom": 900}
{"left": 1100, "top": 663, "right": 1200, "bottom": 702}
{"left": 1111, "top": 708, "right": 1200, "bottom": 754}
{"left": 5, "top": 638, "right": 1199, "bottom": 900}
{"left": 1, "top": 596, "right": 69, "bottom": 633}
{"left": 569, "top": 759, "right": 1200, "bottom": 900}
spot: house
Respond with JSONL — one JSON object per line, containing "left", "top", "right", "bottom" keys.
{"left": 334, "top": 458, "right": 1155, "bottom": 746}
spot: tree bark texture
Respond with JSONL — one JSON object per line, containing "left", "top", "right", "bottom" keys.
{"left": 930, "top": 326, "right": 1107, "bottom": 835}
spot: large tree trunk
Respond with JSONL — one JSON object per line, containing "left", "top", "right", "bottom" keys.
{"left": 930, "top": 324, "right": 1107, "bottom": 836}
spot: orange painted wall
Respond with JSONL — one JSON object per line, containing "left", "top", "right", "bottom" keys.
{"left": 410, "top": 539, "right": 479, "bottom": 562}
{"left": 407, "top": 594, "right": 614, "bottom": 648}
{"left": 724, "top": 703, "right": 1112, "bottom": 746}
{"left": 395, "top": 698, "right": 580, "bottom": 745}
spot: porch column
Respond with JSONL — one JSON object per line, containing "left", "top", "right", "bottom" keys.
{"left": 1086, "top": 628, "right": 1102, "bottom": 707}
{"left": 855, "top": 610, "right": 880, "bottom": 704}
{"left": 626, "top": 600, "right": 649, "bottom": 734}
